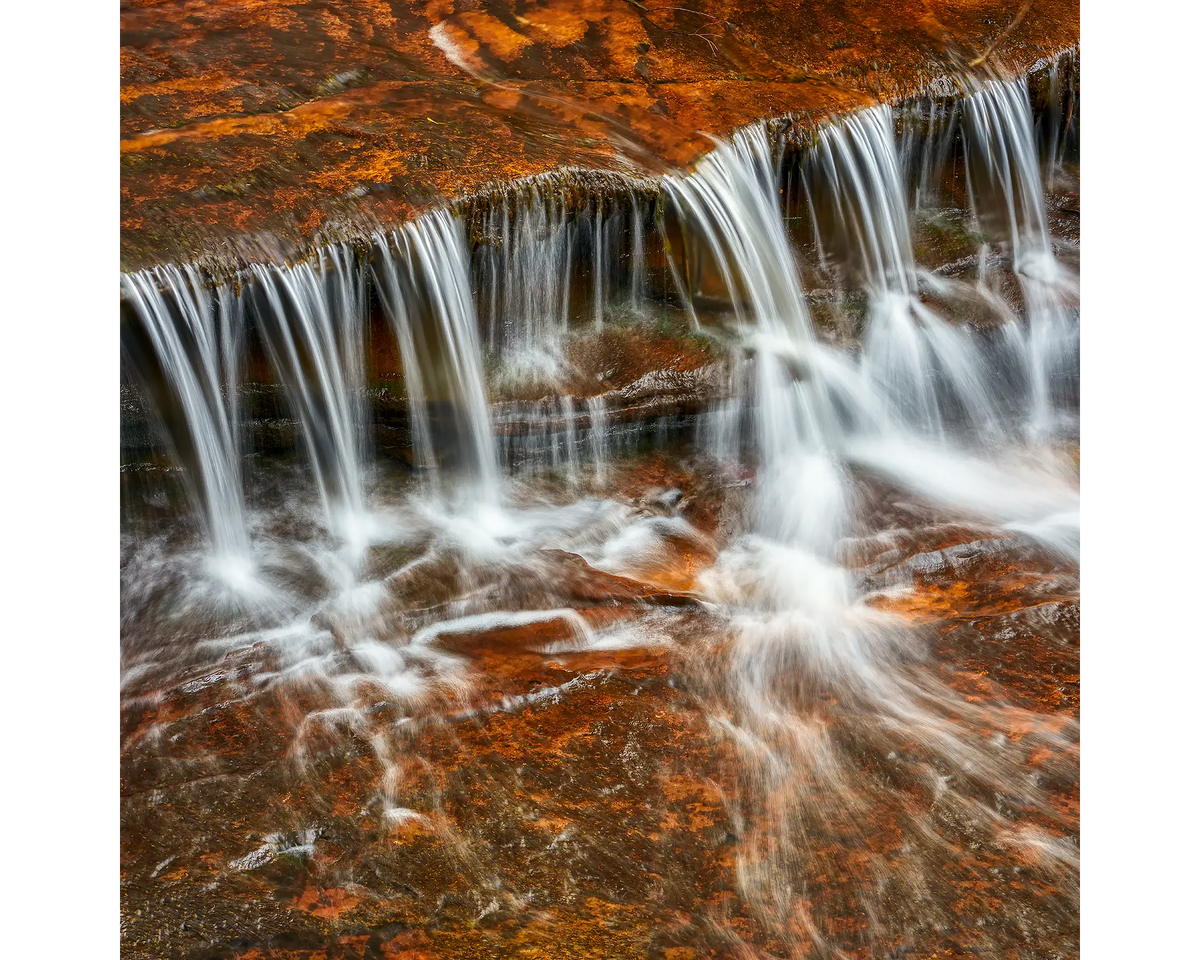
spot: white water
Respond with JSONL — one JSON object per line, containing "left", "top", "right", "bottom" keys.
{"left": 667, "top": 128, "right": 869, "bottom": 556}
{"left": 813, "top": 105, "right": 1004, "bottom": 442}
{"left": 657, "top": 99, "right": 1078, "bottom": 942}
{"left": 380, "top": 209, "right": 500, "bottom": 497}
{"left": 964, "top": 78, "right": 1079, "bottom": 440}
{"left": 251, "top": 243, "right": 370, "bottom": 549}
{"left": 483, "top": 187, "right": 577, "bottom": 382}
{"left": 592, "top": 197, "right": 606, "bottom": 329}
{"left": 117, "top": 86, "right": 1084, "bottom": 657}
{"left": 372, "top": 235, "right": 438, "bottom": 478}
{"left": 586, "top": 396, "right": 610, "bottom": 485}
{"left": 122, "top": 82, "right": 1077, "bottom": 602}
{"left": 122, "top": 265, "right": 253, "bottom": 583}
{"left": 628, "top": 191, "right": 648, "bottom": 313}
{"left": 122, "top": 70, "right": 1078, "bottom": 951}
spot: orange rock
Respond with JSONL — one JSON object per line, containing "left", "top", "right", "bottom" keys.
{"left": 120, "top": 0, "right": 1079, "bottom": 268}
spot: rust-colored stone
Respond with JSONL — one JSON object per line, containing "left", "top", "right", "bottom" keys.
{"left": 122, "top": 456, "right": 1078, "bottom": 959}
{"left": 120, "top": 0, "right": 1079, "bottom": 269}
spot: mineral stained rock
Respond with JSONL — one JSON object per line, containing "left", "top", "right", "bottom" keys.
{"left": 120, "top": 0, "right": 1078, "bottom": 269}
{"left": 121, "top": 455, "right": 1080, "bottom": 960}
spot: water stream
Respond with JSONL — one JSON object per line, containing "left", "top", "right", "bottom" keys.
{"left": 121, "top": 62, "right": 1080, "bottom": 956}
{"left": 121, "top": 265, "right": 253, "bottom": 585}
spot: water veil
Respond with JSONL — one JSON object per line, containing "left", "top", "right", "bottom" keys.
{"left": 658, "top": 108, "right": 1078, "bottom": 948}
{"left": 121, "top": 265, "right": 257, "bottom": 595}
{"left": 963, "top": 77, "right": 1080, "bottom": 442}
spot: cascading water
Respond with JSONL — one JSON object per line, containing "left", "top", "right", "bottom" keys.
{"left": 756, "top": 97, "right": 1081, "bottom": 552}
{"left": 592, "top": 196, "right": 606, "bottom": 329}
{"left": 377, "top": 209, "right": 500, "bottom": 496}
{"left": 665, "top": 128, "right": 868, "bottom": 555}
{"left": 963, "top": 77, "right": 1079, "bottom": 440}
{"left": 121, "top": 58, "right": 1079, "bottom": 960}
{"left": 371, "top": 238, "right": 438, "bottom": 478}
{"left": 657, "top": 87, "right": 1078, "bottom": 945}
{"left": 628, "top": 190, "right": 648, "bottom": 313}
{"left": 456, "top": 176, "right": 662, "bottom": 478}
{"left": 251, "top": 243, "right": 370, "bottom": 548}
{"left": 586, "top": 395, "right": 610, "bottom": 484}
{"left": 483, "top": 186, "right": 576, "bottom": 381}
{"left": 812, "top": 105, "right": 1003, "bottom": 441}
{"left": 121, "top": 265, "right": 253, "bottom": 584}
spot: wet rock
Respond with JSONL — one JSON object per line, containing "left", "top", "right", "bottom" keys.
{"left": 543, "top": 548, "right": 701, "bottom": 608}
{"left": 310, "top": 610, "right": 349, "bottom": 652}
{"left": 122, "top": 458, "right": 1079, "bottom": 959}
{"left": 419, "top": 611, "right": 587, "bottom": 659}
{"left": 642, "top": 487, "right": 684, "bottom": 513}
{"left": 120, "top": 1, "right": 1078, "bottom": 269}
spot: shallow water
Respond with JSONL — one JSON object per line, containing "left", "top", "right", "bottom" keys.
{"left": 121, "top": 64, "right": 1080, "bottom": 958}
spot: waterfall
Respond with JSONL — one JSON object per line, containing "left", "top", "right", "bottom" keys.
{"left": 120, "top": 79, "right": 1076, "bottom": 549}
{"left": 371, "top": 237, "right": 438, "bottom": 478}
{"left": 665, "top": 127, "right": 859, "bottom": 555}
{"left": 586, "top": 395, "right": 610, "bottom": 485}
{"left": 378, "top": 209, "right": 499, "bottom": 495}
{"left": 660, "top": 101, "right": 1076, "bottom": 558}
{"left": 561, "top": 395, "right": 579, "bottom": 485}
{"left": 251, "top": 243, "right": 369, "bottom": 544}
{"left": 492, "top": 186, "right": 576, "bottom": 382}
{"left": 812, "top": 105, "right": 1001, "bottom": 440}
{"left": 121, "top": 57, "right": 1081, "bottom": 959}
{"left": 592, "top": 197, "right": 606, "bottom": 329}
{"left": 121, "top": 265, "right": 251, "bottom": 572}
{"left": 654, "top": 93, "right": 1079, "bottom": 943}
{"left": 628, "top": 191, "right": 647, "bottom": 313}
{"left": 963, "top": 78, "right": 1079, "bottom": 440}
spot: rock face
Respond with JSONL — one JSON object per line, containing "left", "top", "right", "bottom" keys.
{"left": 120, "top": 0, "right": 1079, "bottom": 268}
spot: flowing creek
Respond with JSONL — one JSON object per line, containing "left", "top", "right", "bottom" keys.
{"left": 121, "top": 65, "right": 1080, "bottom": 959}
